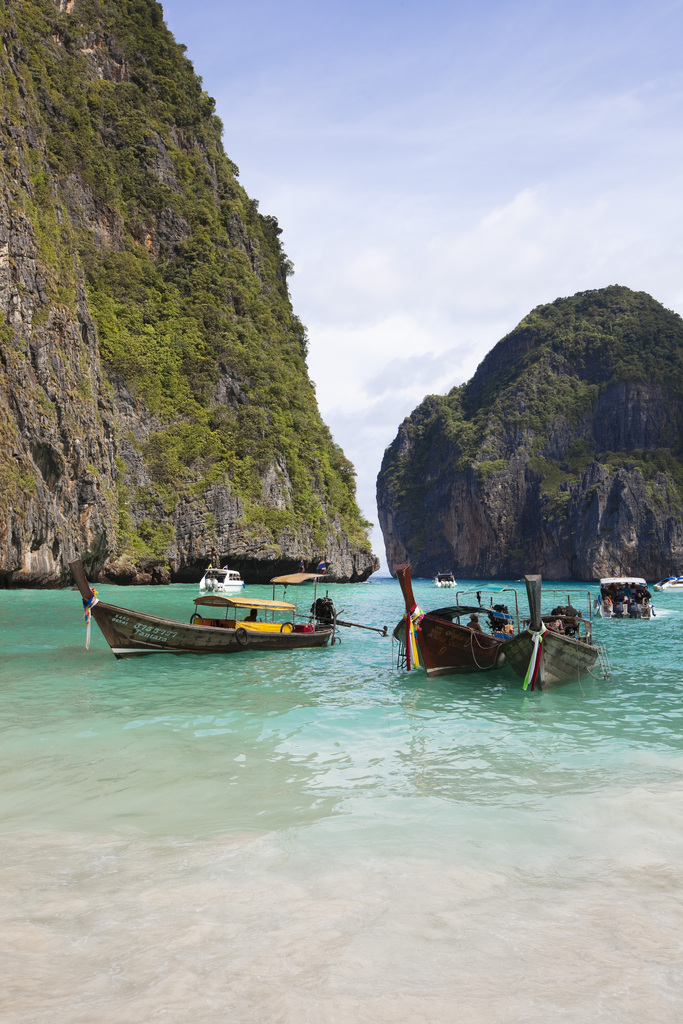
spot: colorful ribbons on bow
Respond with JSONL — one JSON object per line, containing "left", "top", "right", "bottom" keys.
{"left": 83, "top": 589, "right": 99, "bottom": 650}
{"left": 522, "top": 626, "right": 547, "bottom": 691}
{"left": 404, "top": 604, "right": 423, "bottom": 670}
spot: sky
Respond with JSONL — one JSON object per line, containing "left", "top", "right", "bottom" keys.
{"left": 159, "top": 0, "right": 683, "bottom": 568}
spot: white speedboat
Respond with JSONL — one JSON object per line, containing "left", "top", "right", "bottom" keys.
{"left": 434, "top": 572, "right": 457, "bottom": 588}
{"left": 595, "top": 576, "right": 653, "bottom": 618}
{"left": 653, "top": 576, "right": 683, "bottom": 591}
{"left": 199, "top": 566, "right": 245, "bottom": 594}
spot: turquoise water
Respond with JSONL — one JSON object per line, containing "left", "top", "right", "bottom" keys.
{"left": 1, "top": 578, "right": 682, "bottom": 1022}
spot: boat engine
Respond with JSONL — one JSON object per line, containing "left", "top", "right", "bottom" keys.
{"left": 311, "top": 596, "right": 337, "bottom": 624}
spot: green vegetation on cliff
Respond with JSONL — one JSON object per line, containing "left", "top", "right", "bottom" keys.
{"left": 1, "top": 0, "right": 370, "bottom": 564}
{"left": 378, "top": 286, "right": 683, "bottom": 577}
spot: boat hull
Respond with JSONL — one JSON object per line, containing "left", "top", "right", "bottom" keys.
{"left": 199, "top": 582, "right": 245, "bottom": 594}
{"left": 87, "top": 601, "right": 332, "bottom": 658}
{"left": 503, "top": 628, "right": 599, "bottom": 688}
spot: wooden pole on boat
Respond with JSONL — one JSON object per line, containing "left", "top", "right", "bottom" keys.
{"left": 70, "top": 558, "right": 93, "bottom": 601}
{"left": 524, "top": 574, "right": 545, "bottom": 687}
{"left": 394, "top": 563, "right": 421, "bottom": 669}
{"left": 525, "top": 574, "right": 543, "bottom": 632}
{"left": 395, "top": 563, "right": 417, "bottom": 616}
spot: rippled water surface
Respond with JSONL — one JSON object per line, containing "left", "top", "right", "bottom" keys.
{"left": 1, "top": 578, "right": 682, "bottom": 1022}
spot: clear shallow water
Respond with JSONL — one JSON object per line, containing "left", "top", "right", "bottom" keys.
{"left": 1, "top": 578, "right": 682, "bottom": 1022}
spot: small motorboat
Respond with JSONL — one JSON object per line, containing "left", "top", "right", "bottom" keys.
{"left": 653, "top": 576, "right": 683, "bottom": 592}
{"left": 595, "top": 576, "right": 654, "bottom": 618}
{"left": 393, "top": 564, "right": 515, "bottom": 677}
{"left": 71, "top": 559, "right": 334, "bottom": 658}
{"left": 433, "top": 572, "right": 457, "bottom": 588}
{"left": 504, "top": 576, "right": 610, "bottom": 689}
{"left": 199, "top": 565, "right": 245, "bottom": 594}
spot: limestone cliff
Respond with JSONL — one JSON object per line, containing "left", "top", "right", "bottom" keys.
{"left": 377, "top": 286, "right": 683, "bottom": 581}
{"left": 0, "top": 0, "right": 378, "bottom": 585}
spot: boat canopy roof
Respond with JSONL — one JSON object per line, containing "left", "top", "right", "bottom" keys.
{"left": 194, "top": 595, "right": 295, "bottom": 612}
{"left": 599, "top": 576, "right": 647, "bottom": 586}
{"left": 430, "top": 604, "right": 511, "bottom": 622}
{"left": 270, "top": 572, "right": 324, "bottom": 584}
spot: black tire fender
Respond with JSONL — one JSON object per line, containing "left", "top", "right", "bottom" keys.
{"left": 235, "top": 627, "right": 250, "bottom": 646}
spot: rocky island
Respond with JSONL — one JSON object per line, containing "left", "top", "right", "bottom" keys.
{"left": 377, "top": 286, "right": 683, "bottom": 581}
{"left": 0, "top": 0, "right": 378, "bottom": 585}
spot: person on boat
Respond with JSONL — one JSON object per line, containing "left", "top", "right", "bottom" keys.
{"left": 603, "top": 593, "right": 613, "bottom": 613}
{"left": 468, "top": 614, "right": 484, "bottom": 633}
{"left": 245, "top": 608, "right": 258, "bottom": 622}
{"left": 549, "top": 617, "right": 565, "bottom": 634}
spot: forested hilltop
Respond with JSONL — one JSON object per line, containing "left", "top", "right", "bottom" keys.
{"left": 378, "top": 286, "right": 683, "bottom": 580}
{"left": 0, "top": 0, "right": 377, "bottom": 585}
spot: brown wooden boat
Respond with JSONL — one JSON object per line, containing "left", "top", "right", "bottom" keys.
{"left": 71, "top": 559, "right": 334, "bottom": 659}
{"left": 393, "top": 564, "right": 510, "bottom": 676}
{"left": 503, "top": 575, "right": 606, "bottom": 689}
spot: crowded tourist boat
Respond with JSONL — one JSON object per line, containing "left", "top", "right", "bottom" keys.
{"left": 595, "top": 576, "right": 654, "bottom": 618}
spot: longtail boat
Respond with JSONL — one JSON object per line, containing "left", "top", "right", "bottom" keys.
{"left": 503, "top": 575, "right": 609, "bottom": 689}
{"left": 71, "top": 559, "right": 334, "bottom": 659}
{"left": 393, "top": 564, "right": 510, "bottom": 676}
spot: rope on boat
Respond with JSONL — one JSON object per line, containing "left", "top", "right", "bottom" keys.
{"left": 469, "top": 629, "right": 494, "bottom": 671}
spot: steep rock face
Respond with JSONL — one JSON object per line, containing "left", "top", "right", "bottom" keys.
{"left": 0, "top": 0, "right": 377, "bottom": 585}
{"left": 0, "top": 158, "right": 118, "bottom": 583}
{"left": 377, "top": 287, "right": 683, "bottom": 581}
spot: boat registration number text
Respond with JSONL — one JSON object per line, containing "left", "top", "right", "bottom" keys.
{"left": 111, "top": 614, "right": 178, "bottom": 641}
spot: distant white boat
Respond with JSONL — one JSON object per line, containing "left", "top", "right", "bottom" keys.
{"left": 653, "top": 576, "right": 683, "bottom": 592}
{"left": 433, "top": 572, "right": 457, "bottom": 588}
{"left": 199, "top": 566, "right": 245, "bottom": 594}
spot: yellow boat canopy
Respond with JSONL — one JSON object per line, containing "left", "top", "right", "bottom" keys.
{"left": 194, "top": 595, "right": 296, "bottom": 612}
{"left": 270, "top": 572, "right": 324, "bottom": 584}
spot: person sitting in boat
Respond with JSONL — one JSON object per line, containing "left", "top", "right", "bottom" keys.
{"left": 468, "top": 613, "right": 484, "bottom": 633}
{"left": 245, "top": 608, "right": 258, "bottom": 622}
{"left": 549, "top": 617, "right": 565, "bottom": 633}
{"left": 603, "top": 593, "right": 613, "bottom": 613}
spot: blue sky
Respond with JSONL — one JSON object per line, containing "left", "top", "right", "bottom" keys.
{"left": 160, "top": 0, "right": 683, "bottom": 566}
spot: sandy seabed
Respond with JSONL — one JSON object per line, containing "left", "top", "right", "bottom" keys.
{"left": 2, "top": 802, "right": 682, "bottom": 1024}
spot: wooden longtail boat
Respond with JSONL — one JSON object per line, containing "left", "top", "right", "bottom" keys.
{"left": 393, "top": 564, "right": 509, "bottom": 676}
{"left": 71, "top": 559, "right": 334, "bottom": 659}
{"left": 503, "top": 575, "right": 607, "bottom": 689}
